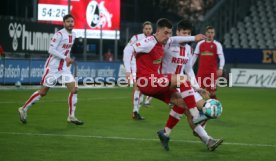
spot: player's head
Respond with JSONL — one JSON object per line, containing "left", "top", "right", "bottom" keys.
{"left": 155, "top": 18, "right": 173, "bottom": 44}
{"left": 142, "top": 21, "right": 153, "bottom": 36}
{"left": 205, "top": 25, "right": 215, "bottom": 41}
{"left": 63, "top": 14, "right": 74, "bottom": 32}
{"left": 176, "top": 19, "right": 193, "bottom": 36}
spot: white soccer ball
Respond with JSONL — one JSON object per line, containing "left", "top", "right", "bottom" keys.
{"left": 202, "top": 99, "right": 223, "bottom": 118}
{"left": 15, "top": 81, "right": 22, "bottom": 88}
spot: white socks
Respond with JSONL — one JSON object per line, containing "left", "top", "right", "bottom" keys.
{"left": 133, "top": 89, "right": 141, "bottom": 112}
{"left": 164, "top": 127, "right": 172, "bottom": 137}
{"left": 189, "top": 107, "right": 200, "bottom": 120}
{"left": 22, "top": 91, "right": 41, "bottom": 112}
{"left": 139, "top": 94, "right": 144, "bottom": 105}
{"left": 68, "top": 93, "right": 77, "bottom": 117}
{"left": 194, "top": 125, "right": 210, "bottom": 144}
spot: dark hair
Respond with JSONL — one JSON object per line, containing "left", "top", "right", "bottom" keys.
{"left": 156, "top": 18, "right": 172, "bottom": 29}
{"left": 63, "top": 14, "right": 74, "bottom": 22}
{"left": 177, "top": 19, "right": 193, "bottom": 31}
{"left": 143, "top": 21, "right": 152, "bottom": 28}
{"left": 205, "top": 25, "right": 215, "bottom": 31}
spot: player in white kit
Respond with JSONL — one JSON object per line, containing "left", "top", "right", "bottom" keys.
{"left": 18, "top": 14, "right": 83, "bottom": 125}
{"left": 158, "top": 19, "right": 223, "bottom": 151}
{"left": 123, "top": 21, "right": 153, "bottom": 120}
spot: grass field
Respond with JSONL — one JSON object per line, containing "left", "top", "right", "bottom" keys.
{"left": 0, "top": 87, "right": 276, "bottom": 161}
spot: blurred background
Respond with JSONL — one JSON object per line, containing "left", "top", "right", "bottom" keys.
{"left": 0, "top": 0, "right": 275, "bottom": 87}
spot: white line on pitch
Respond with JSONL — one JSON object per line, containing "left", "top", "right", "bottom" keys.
{"left": 0, "top": 97, "right": 129, "bottom": 104}
{"left": 0, "top": 131, "right": 275, "bottom": 148}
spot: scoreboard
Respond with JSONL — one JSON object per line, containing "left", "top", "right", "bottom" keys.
{"left": 38, "top": 0, "right": 120, "bottom": 39}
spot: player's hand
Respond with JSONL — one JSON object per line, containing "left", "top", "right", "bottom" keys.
{"left": 196, "top": 88, "right": 210, "bottom": 100}
{"left": 65, "top": 57, "right": 74, "bottom": 67}
{"left": 194, "top": 34, "right": 206, "bottom": 42}
{"left": 217, "top": 69, "right": 223, "bottom": 77}
{"left": 125, "top": 72, "right": 133, "bottom": 84}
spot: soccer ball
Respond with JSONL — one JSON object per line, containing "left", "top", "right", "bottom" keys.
{"left": 15, "top": 81, "right": 22, "bottom": 88}
{"left": 202, "top": 99, "right": 223, "bottom": 118}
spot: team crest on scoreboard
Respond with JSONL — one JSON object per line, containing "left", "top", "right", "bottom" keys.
{"left": 86, "top": 1, "right": 112, "bottom": 28}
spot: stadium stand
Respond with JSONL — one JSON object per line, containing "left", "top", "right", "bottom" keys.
{"left": 223, "top": 0, "right": 276, "bottom": 49}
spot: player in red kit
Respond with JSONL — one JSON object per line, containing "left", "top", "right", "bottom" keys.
{"left": 124, "top": 18, "right": 207, "bottom": 150}
{"left": 192, "top": 26, "right": 225, "bottom": 99}
{"left": 18, "top": 14, "right": 83, "bottom": 125}
{"left": 161, "top": 19, "right": 223, "bottom": 151}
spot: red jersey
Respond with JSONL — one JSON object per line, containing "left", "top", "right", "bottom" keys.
{"left": 194, "top": 40, "right": 223, "bottom": 73}
{"left": 133, "top": 36, "right": 164, "bottom": 78}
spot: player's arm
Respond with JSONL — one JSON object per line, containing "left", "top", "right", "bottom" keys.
{"left": 185, "top": 56, "right": 209, "bottom": 99}
{"left": 128, "top": 35, "right": 138, "bottom": 46}
{"left": 132, "top": 37, "right": 156, "bottom": 54}
{"left": 123, "top": 44, "right": 134, "bottom": 81}
{"left": 48, "top": 32, "right": 66, "bottom": 60}
{"left": 168, "top": 34, "right": 206, "bottom": 45}
{"left": 191, "top": 54, "right": 198, "bottom": 67}
{"left": 191, "top": 42, "right": 200, "bottom": 66}
{"left": 123, "top": 44, "right": 133, "bottom": 73}
{"left": 123, "top": 35, "right": 138, "bottom": 70}
{"left": 123, "top": 35, "right": 138, "bottom": 79}
{"left": 184, "top": 55, "right": 200, "bottom": 90}
{"left": 217, "top": 42, "right": 225, "bottom": 77}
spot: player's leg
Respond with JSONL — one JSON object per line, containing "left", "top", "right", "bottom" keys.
{"left": 132, "top": 70, "right": 144, "bottom": 120}
{"left": 160, "top": 92, "right": 185, "bottom": 134}
{"left": 18, "top": 68, "right": 53, "bottom": 124}
{"left": 209, "top": 89, "right": 217, "bottom": 99}
{"left": 144, "top": 96, "right": 153, "bottom": 106}
{"left": 129, "top": 61, "right": 144, "bottom": 119}
{"left": 20, "top": 86, "right": 49, "bottom": 112}
{"left": 192, "top": 93, "right": 223, "bottom": 151}
{"left": 170, "top": 74, "right": 207, "bottom": 124}
{"left": 18, "top": 86, "right": 50, "bottom": 124}
{"left": 185, "top": 109, "right": 223, "bottom": 151}
{"left": 202, "top": 73, "right": 217, "bottom": 99}
{"left": 164, "top": 92, "right": 206, "bottom": 137}
{"left": 156, "top": 91, "right": 184, "bottom": 151}
{"left": 139, "top": 93, "right": 145, "bottom": 106}
{"left": 188, "top": 96, "right": 210, "bottom": 143}
{"left": 156, "top": 92, "right": 191, "bottom": 151}
{"left": 65, "top": 77, "right": 83, "bottom": 125}
{"left": 136, "top": 74, "right": 185, "bottom": 150}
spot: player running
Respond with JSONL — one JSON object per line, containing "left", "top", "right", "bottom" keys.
{"left": 123, "top": 21, "right": 153, "bottom": 120}
{"left": 18, "top": 14, "right": 83, "bottom": 125}
{"left": 158, "top": 19, "right": 223, "bottom": 151}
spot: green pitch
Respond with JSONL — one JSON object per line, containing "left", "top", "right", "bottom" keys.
{"left": 0, "top": 87, "right": 275, "bottom": 161}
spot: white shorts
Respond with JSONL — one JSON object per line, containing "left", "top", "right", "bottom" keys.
{"left": 40, "top": 68, "right": 75, "bottom": 87}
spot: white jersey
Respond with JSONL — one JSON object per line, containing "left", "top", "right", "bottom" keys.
{"left": 123, "top": 33, "right": 147, "bottom": 73}
{"left": 162, "top": 43, "right": 192, "bottom": 74}
{"left": 162, "top": 41, "right": 200, "bottom": 89}
{"left": 44, "top": 28, "right": 76, "bottom": 71}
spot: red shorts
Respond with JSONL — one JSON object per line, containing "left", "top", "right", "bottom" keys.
{"left": 136, "top": 74, "right": 177, "bottom": 104}
{"left": 196, "top": 72, "right": 217, "bottom": 92}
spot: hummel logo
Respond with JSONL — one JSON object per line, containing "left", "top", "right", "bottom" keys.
{"left": 8, "top": 23, "right": 22, "bottom": 51}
